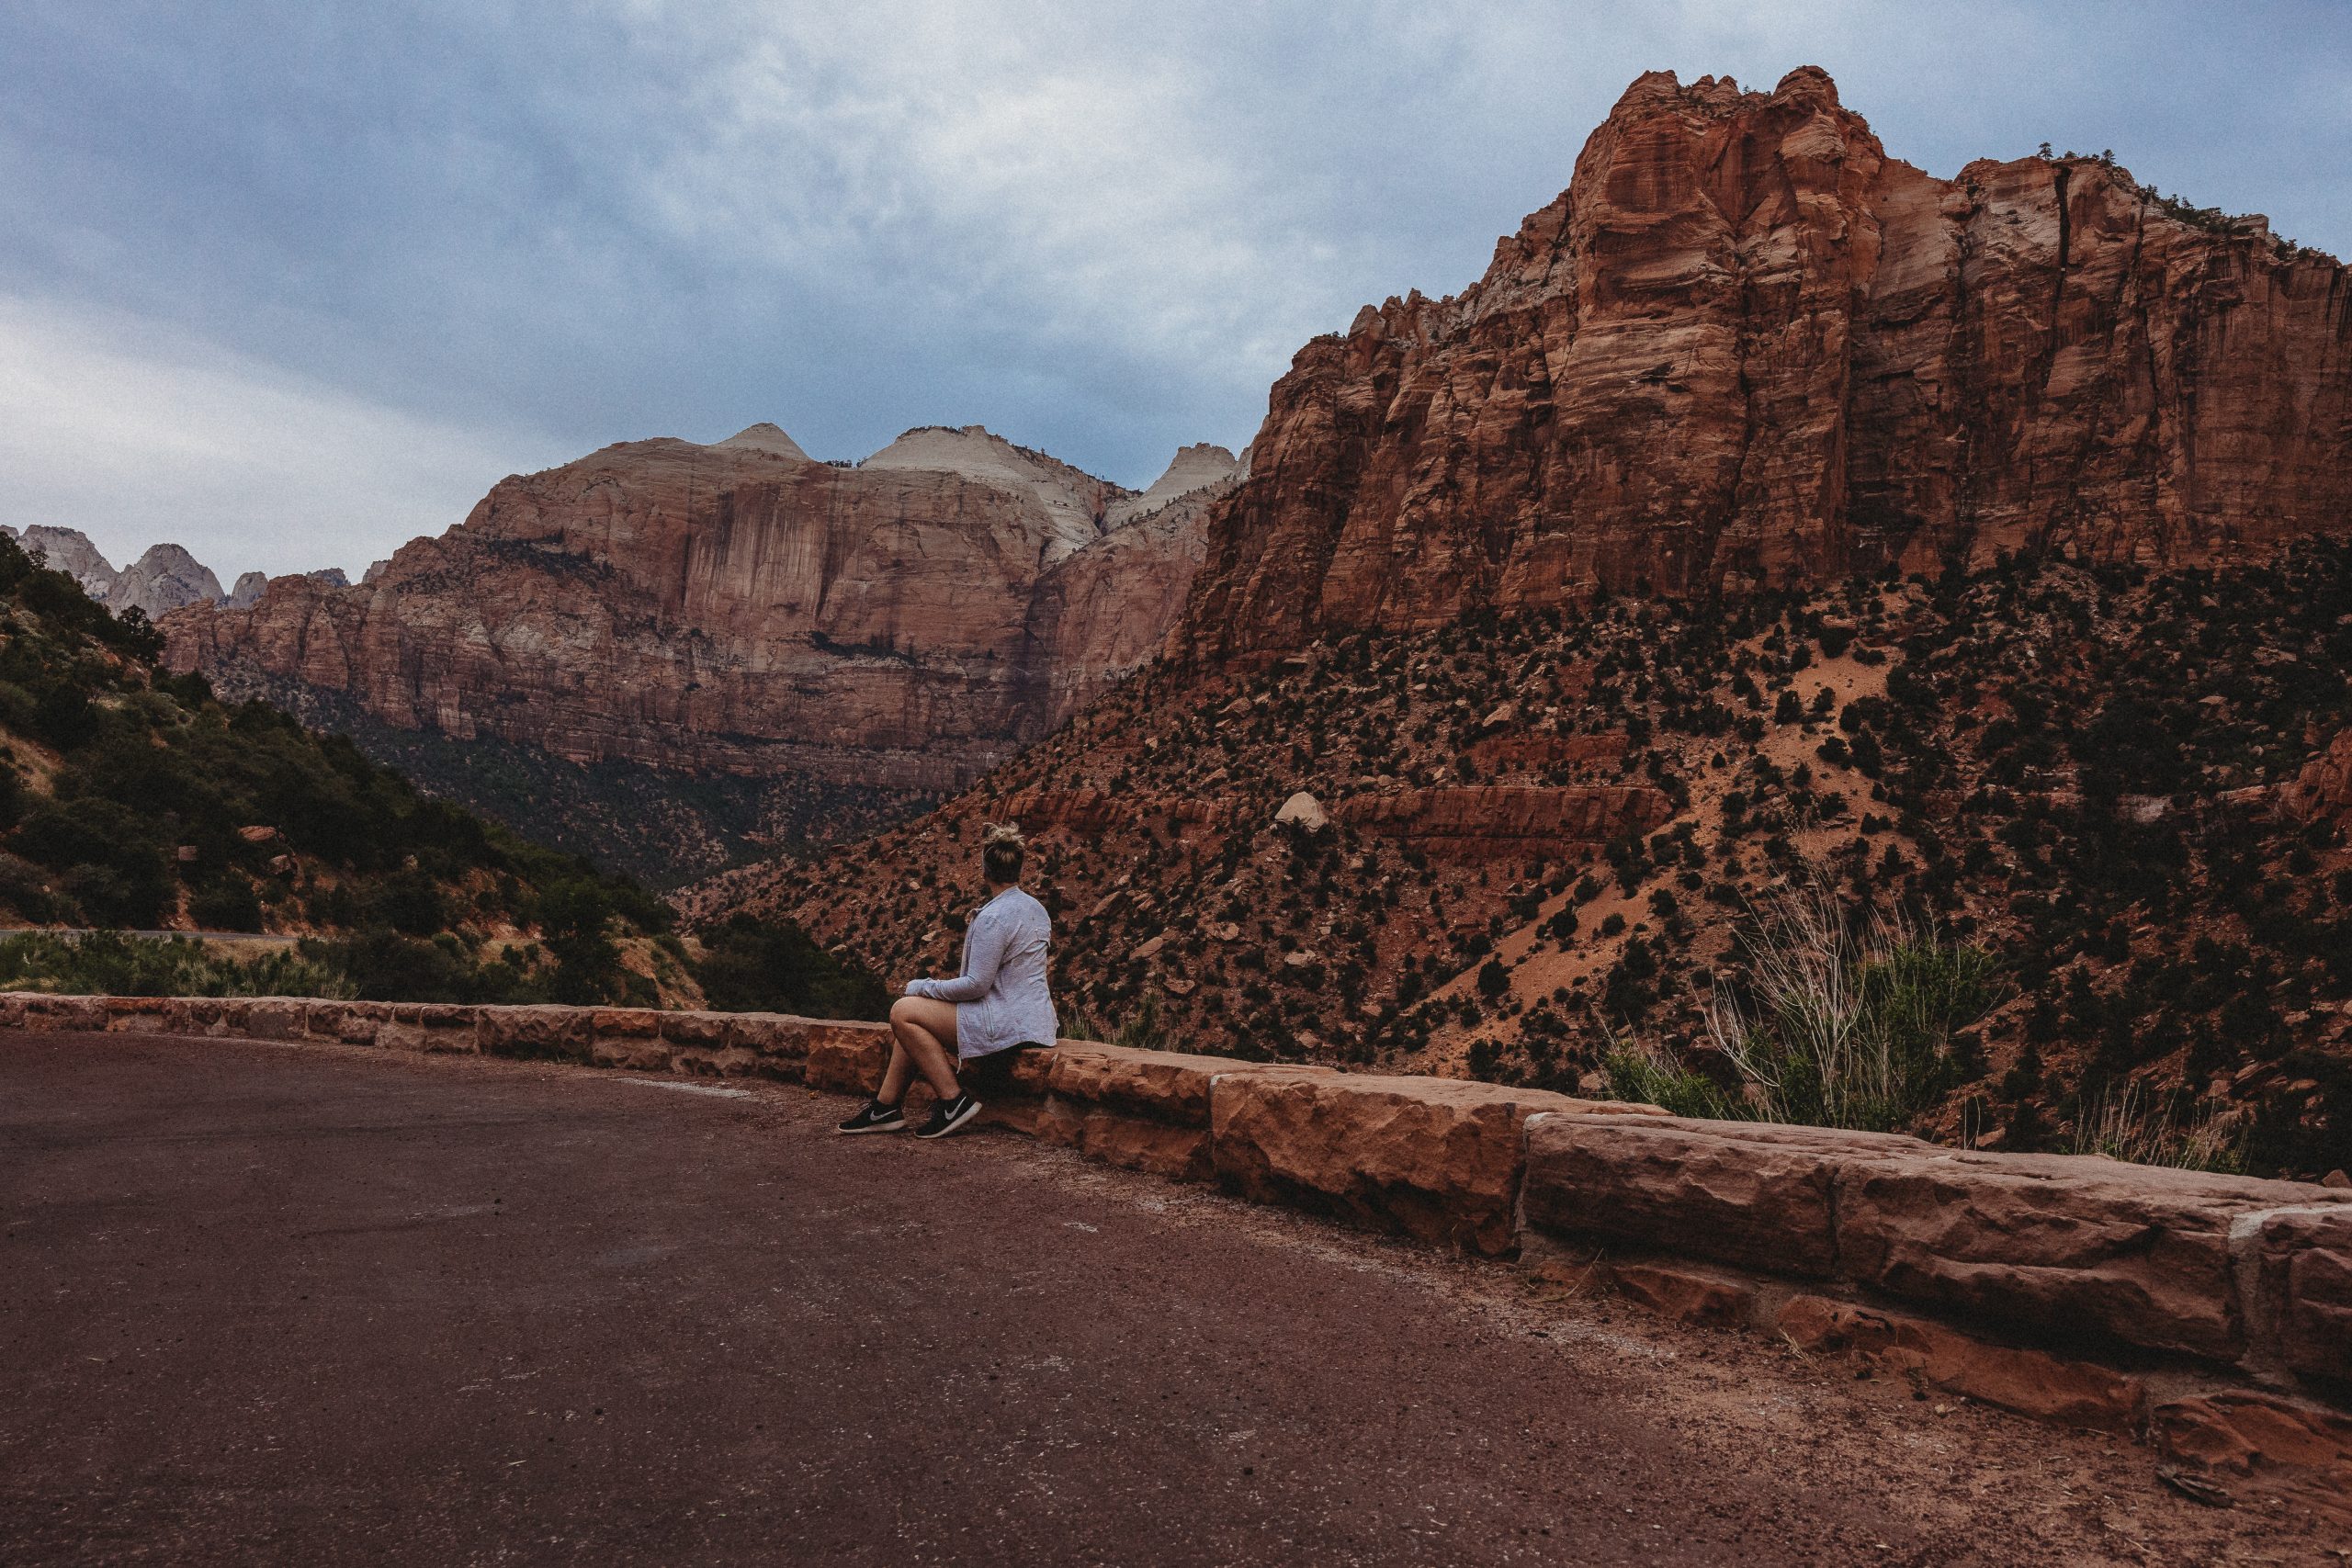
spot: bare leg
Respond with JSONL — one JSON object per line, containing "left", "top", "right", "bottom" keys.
{"left": 883, "top": 996, "right": 963, "bottom": 1104}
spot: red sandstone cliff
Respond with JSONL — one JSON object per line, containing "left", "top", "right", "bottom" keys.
{"left": 1176, "top": 67, "right": 2352, "bottom": 660}
{"left": 164, "top": 425, "right": 1240, "bottom": 792}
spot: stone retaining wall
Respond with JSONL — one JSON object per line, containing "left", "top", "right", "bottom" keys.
{"left": 7, "top": 991, "right": 2348, "bottom": 1508}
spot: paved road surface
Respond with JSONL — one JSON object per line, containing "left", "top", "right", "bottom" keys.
{"left": 0, "top": 1032, "right": 2326, "bottom": 1565}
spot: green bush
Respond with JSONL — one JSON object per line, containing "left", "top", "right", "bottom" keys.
{"left": 0, "top": 931, "right": 353, "bottom": 998}
{"left": 690, "top": 914, "right": 888, "bottom": 1020}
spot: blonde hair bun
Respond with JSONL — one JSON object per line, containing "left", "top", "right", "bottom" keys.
{"left": 982, "top": 822, "right": 1026, "bottom": 849}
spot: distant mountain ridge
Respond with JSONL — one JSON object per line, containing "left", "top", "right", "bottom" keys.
{"left": 163, "top": 423, "right": 1244, "bottom": 881}
{"left": 5, "top": 526, "right": 225, "bottom": 621}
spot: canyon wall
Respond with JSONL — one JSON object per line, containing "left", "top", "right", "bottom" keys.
{"left": 164, "top": 426, "right": 1239, "bottom": 794}
{"left": 1176, "top": 67, "right": 2352, "bottom": 660}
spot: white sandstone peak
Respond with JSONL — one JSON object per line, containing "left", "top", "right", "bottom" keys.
{"left": 1107, "top": 444, "right": 1243, "bottom": 529}
{"left": 864, "top": 425, "right": 1126, "bottom": 564}
{"left": 711, "top": 423, "right": 810, "bottom": 462}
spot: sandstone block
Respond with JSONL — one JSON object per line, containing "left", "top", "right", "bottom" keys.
{"left": 657, "top": 1010, "right": 732, "bottom": 1044}
{"left": 976, "top": 1096, "right": 1051, "bottom": 1137}
{"left": 477, "top": 1005, "right": 594, "bottom": 1064}
{"left": 241, "top": 998, "right": 308, "bottom": 1040}
{"left": 1212, "top": 1073, "right": 1661, "bottom": 1256}
{"left": 1521, "top": 1116, "right": 1910, "bottom": 1278}
{"left": 1036, "top": 1097, "right": 1215, "bottom": 1181}
{"left": 1774, "top": 1294, "right": 2143, "bottom": 1430}
{"left": 649, "top": 1011, "right": 807, "bottom": 1077}
{"left": 379, "top": 1003, "right": 479, "bottom": 1055}
{"left": 591, "top": 1035, "right": 673, "bottom": 1071}
{"left": 307, "top": 1000, "right": 390, "bottom": 1045}
{"left": 181, "top": 998, "right": 246, "bottom": 1036}
{"left": 2248, "top": 1204, "right": 2352, "bottom": 1382}
{"left": 1046, "top": 1041, "right": 1317, "bottom": 1125}
{"left": 589, "top": 1007, "right": 672, "bottom": 1069}
{"left": 17, "top": 993, "right": 105, "bottom": 1032}
{"left": 1605, "top": 1261, "right": 1755, "bottom": 1327}
{"left": 103, "top": 997, "right": 190, "bottom": 1033}
{"left": 1835, "top": 1152, "right": 2336, "bottom": 1361}
{"left": 805, "top": 1021, "right": 891, "bottom": 1096}
{"left": 729, "top": 1013, "right": 810, "bottom": 1069}
{"left": 671, "top": 1044, "right": 762, "bottom": 1078}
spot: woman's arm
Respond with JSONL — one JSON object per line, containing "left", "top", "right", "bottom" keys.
{"left": 906, "top": 906, "right": 1010, "bottom": 1003}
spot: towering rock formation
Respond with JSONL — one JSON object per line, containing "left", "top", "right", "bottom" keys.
{"left": 106, "top": 545, "right": 224, "bottom": 619}
{"left": 1176, "top": 67, "right": 2352, "bottom": 660}
{"left": 164, "top": 426, "right": 1240, "bottom": 794}
{"left": 2, "top": 527, "right": 228, "bottom": 619}
{"left": 11, "top": 526, "right": 120, "bottom": 599}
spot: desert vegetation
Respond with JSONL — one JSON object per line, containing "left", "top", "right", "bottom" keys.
{"left": 738, "top": 538, "right": 2352, "bottom": 1179}
{"left": 0, "top": 529, "right": 881, "bottom": 1016}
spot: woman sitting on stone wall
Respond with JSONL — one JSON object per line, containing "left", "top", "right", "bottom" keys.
{"left": 836, "top": 823, "right": 1057, "bottom": 1140}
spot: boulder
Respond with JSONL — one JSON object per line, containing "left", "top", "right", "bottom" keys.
{"left": 1273, "top": 792, "right": 1328, "bottom": 831}
{"left": 1212, "top": 1073, "right": 1663, "bottom": 1256}
{"left": 2281, "top": 728, "right": 2352, "bottom": 824}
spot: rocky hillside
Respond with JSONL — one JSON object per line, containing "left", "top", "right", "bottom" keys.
{"left": 164, "top": 424, "right": 1241, "bottom": 882}
{"left": 0, "top": 525, "right": 700, "bottom": 1006}
{"left": 691, "top": 68, "right": 2352, "bottom": 1180}
{"left": 1179, "top": 68, "right": 2351, "bottom": 660}
{"left": 702, "top": 541, "right": 2352, "bottom": 1179}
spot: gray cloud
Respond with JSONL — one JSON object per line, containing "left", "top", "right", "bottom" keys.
{"left": 3, "top": 1, "right": 2345, "bottom": 580}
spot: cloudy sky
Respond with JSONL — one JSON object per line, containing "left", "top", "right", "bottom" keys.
{"left": 3, "top": 2, "right": 2345, "bottom": 581}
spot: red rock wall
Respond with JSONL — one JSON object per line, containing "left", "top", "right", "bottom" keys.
{"left": 1177, "top": 67, "right": 2352, "bottom": 661}
{"left": 164, "top": 437, "right": 1227, "bottom": 793}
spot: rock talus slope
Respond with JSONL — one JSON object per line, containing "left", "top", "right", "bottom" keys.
{"left": 164, "top": 427, "right": 1240, "bottom": 794}
{"left": 1176, "top": 67, "right": 2352, "bottom": 660}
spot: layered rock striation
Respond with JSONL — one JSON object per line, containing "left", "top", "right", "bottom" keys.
{"left": 164, "top": 425, "right": 1241, "bottom": 793}
{"left": 1177, "top": 67, "right": 2352, "bottom": 660}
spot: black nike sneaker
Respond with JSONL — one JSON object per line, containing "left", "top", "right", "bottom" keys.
{"left": 915, "top": 1092, "right": 983, "bottom": 1139}
{"left": 835, "top": 1100, "right": 906, "bottom": 1135}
